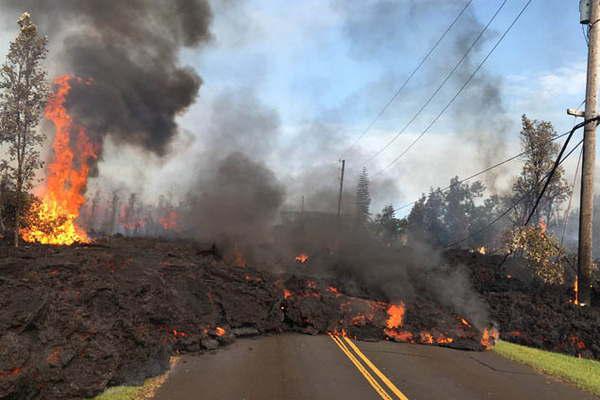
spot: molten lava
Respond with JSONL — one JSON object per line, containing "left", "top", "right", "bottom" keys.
{"left": 385, "top": 303, "right": 405, "bottom": 329}
{"left": 215, "top": 327, "right": 226, "bottom": 337}
{"left": 480, "top": 327, "right": 499, "bottom": 350}
{"left": 21, "top": 75, "right": 97, "bottom": 245}
{"left": 327, "top": 286, "right": 341, "bottom": 295}
{"left": 295, "top": 253, "right": 309, "bottom": 263}
{"left": 460, "top": 318, "right": 472, "bottom": 328}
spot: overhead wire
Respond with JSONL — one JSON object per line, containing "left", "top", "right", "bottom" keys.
{"left": 445, "top": 136, "right": 584, "bottom": 249}
{"left": 340, "top": 0, "right": 474, "bottom": 158}
{"left": 374, "top": 0, "right": 534, "bottom": 175}
{"left": 444, "top": 116, "right": 600, "bottom": 250}
{"left": 560, "top": 147, "right": 583, "bottom": 247}
{"left": 395, "top": 129, "right": 573, "bottom": 212}
{"left": 361, "top": 0, "right": 511, "bottom": 165}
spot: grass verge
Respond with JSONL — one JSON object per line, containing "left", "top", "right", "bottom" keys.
{"left": 89, "top": 357, "right": 180, "bottom": 400}
{"left": 494, "top": 340, "right": 600, "bottom": 396}
{"left": 91, "top": 386, "right": 140, "bottom": 400}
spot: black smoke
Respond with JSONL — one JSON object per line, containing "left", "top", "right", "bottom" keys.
{"left": 1, "top": 0, "right": 212, "bottom": 157}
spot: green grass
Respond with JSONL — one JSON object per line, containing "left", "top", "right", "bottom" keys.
{"left": 494, "top": 340, "right": 600, "bottom": 396}
{"left": 90, "top": 386, "right": 141, "bottom": 400}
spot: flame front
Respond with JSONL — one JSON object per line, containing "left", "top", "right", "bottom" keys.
{"left": 21, "top": 75, "right": 97, "bottom": 245}
{"left": 385, "top": 303, "right": 405, "bottom": 329}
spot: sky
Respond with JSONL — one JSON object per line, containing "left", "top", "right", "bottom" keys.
{"left": 0, "top": 0, "right": 592, "bottom": 216}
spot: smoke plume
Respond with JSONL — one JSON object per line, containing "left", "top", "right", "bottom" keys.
{"left": 1, "top": 0, "right": 212, "bottom": 160}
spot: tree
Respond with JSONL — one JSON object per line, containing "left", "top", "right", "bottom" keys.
{"left": 422, "top": 188, "right": 447, "bottom": 246}
{"left": 355, "top": 167, "right": 371, "bottom": 226}
{"left": 406, "top": 189, "right": 447, "bottom": 246}
{"left": 504, "top": 224, "right": 565, "bottom": 285}
{"left": 510, "top": 115, "right": 570, "bottom": 228}
{"left": 373, "top": 205, "right": 405, "bottom": 245}
{"left": 444, "top": 177, "right": 484, "bottom": 244}
{"left": 0, "top": 13, "right": 48, "bottom": 246}
{"left": 469, "top": 194, "right": 505, "bottom": 249}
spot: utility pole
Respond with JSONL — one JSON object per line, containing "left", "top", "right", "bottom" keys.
{"left": 337, "top": 160, "right": 346, "bottom": 219}
{"left": 578, "top": 0, "right": 599, "bottom": 306}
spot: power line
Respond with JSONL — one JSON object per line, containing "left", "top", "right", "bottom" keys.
{"left": 375, "top": 0, "right": 534, "bottom": 174}
{"left": 444, "top": 116, "right": 600, "bottom": 249}
{"left": 362, "top": 0, "right": 510, "bottom": 165}
{"left": 340, "top": 0, "right": 473, "bottom": 158}
{"left": 445, "top": 136, "right": 584, "bottom": 249}
{"left": 395, "top": 130, "right": 573, "bottom": 212}
{"left": 560, "top": 147, "right": 583, "bottom": 247}
{"left": 523, "top": 121, "right": 577, "bottom": 226}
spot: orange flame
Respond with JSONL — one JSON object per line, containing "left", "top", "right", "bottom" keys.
{"left": 215, "top": 327, "right": 226, "bottom": 337}
{"left": 283, "top": 289, "right": 293, "bottom": 299}
{"left": 295, "top": 253, "right": 309, "bottom": 263}
{"left": 460, "top": 318, "right": 472, "bottom": 328}
{"left": 172, "top": 329, "right": 188, "bottom": 338}
{"left": 480, "top": 327, "right": 499, "bottom": 349}
{"left": 327, "top": 286, "right": 341, "bottom": 295}
{"left": 385, "top": 303, "right": 405, "bottom": 329}
{"left": 21, "top": 75, "right": 97, "bottom": 245}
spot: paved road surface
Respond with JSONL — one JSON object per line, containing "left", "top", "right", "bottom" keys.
{"left": 153, "top": 334, "right": 597, "bottom": 400}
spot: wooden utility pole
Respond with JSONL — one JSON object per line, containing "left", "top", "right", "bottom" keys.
{"left": 578, "top": 0, "right": 600, "bottom": 306}
{"left": 337, "top": 160, "right": 346, "bottom": 218}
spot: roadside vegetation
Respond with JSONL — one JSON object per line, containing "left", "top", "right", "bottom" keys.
{"left": 89, "top": 360, "right": 177, "bottom": 400}
{"left": 494, "top": 340, "right": 600, "bottom": 396}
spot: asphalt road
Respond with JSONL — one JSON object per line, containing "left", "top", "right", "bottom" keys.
{"left": 153, "top": 334, "right": 597, "bottom": 400}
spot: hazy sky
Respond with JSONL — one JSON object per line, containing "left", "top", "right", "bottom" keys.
{"left": 0, "top": 0, "right": 591, "bottom": 214}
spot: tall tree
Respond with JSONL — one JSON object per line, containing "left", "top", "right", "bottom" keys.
{"left": 407, "top": 189, "right": 447, "bottom": 246}
{"left": 510, "top": 115, "right": 570, "bottom": 227}
{"left": 0, "top": 13, "right": 48, "bottom": 246}
{"left": 422, "top": 188, "right": 447, "bottom": 246}
{"left": 373, "top": 205, "right": 405, "bottom": 245}
{"left": 355, "top": 167, "right": 371, "bottom": 226}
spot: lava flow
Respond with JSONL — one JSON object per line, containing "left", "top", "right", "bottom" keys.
{"left": 21, "top": 75, "right": 97, "bottom": 245}
{"left": 295, "top": 253, "right": 309, "bottom": 263}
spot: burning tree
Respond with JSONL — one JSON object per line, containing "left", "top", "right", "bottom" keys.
{"left": 0, "top": 12, "right": 49, "bottom": 246}
{"left": 20, "top": 75, "right": 97, "bottom": 245}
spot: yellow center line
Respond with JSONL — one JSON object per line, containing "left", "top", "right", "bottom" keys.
{"left": 342, "top": 336, "right": 410, "bottom": 400}
{"left": 328, "top": 333, "right": 393, "bottom": 400}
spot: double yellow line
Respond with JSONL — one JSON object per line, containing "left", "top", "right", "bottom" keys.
{"left": 328, "top": 333, "right": 409, "bottom": 400}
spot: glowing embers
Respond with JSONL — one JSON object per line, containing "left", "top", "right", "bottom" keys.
{"left": 21, "top": 75, "right": 97, "bottom": 245}
{"left": 215, "top": 326, "right": 226, "bottom": 337}
{"left": 295, "top": 253, "right": 309, "bottom": 264}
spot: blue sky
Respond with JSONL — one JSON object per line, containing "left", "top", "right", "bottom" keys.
{"left": 183, "top": 1, "right": 585, "bottom": 128}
